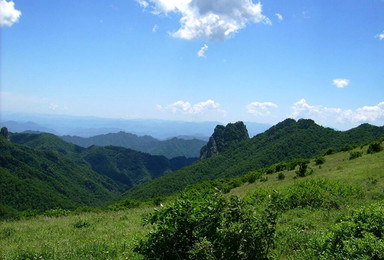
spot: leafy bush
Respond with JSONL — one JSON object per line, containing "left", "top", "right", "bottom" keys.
{"left": 274, "top": 162, "right": 287, "bottom": 172}
{"left": 323, "top": 148, "right": 336, "bottom": 156}
{"left": 134, "top": 189, "right": 278, "bottom": 260}
{"left": 249, "top": 178, "right": 363, "bottom": 211}
{"left": 340, "top": 144, "right": 356, "bottom": 152}
{"left": 349, "top": 151, "right": 363, "bottom": 160}
{"left": 310, "top": 203, "right": 384, "bottom": 259}
{"left": 107, "top": 199, "right": 140, "bottom": 211}
{"left": 367, "top": 141, "right": 383, "bottom": 154}
{"left": 314, "top": 157, "right": 325, "bottom": 165}
{"left": 74, "top": 220, "right": 90, "bottom": 229}
{"left": 277, "top": 172, "right": 285, "bottom": 180}
{"left": 295, "top": 159, "right": 312, "bottom": 177}
{"left": 43, "top": 208, "right": 70, "bottom": 218}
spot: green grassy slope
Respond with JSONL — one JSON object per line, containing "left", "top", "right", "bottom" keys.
{"left": 2, "top": 142, "right": 383, "bottom": 259}
{"left": 125, "top": 119, "right": 384, "bottom": 199}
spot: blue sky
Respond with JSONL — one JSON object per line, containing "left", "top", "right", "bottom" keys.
{"left": 1, "top": 0, "right": 383, "bottom": 129}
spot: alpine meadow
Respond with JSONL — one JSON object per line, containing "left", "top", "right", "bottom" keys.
{"left": 1, "top": 0, "right": 384, "bottom": 259}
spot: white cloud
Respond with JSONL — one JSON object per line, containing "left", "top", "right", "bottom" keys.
{"left": 157, "top": 99, "right": 226, "bottom": 115}
{"left": 197, "top": 44, "right": 208, "bottom": 57}
{"left": 275, "top": 13, "right": 283, "bottom": 21}
{"left": 136, "top": 0, "right": 149, "bottom": 8}
{"left": 290, "top": 99, "right": 384, "bottom": 129}
{"left": 141, "top": 0, "right": 271, "bottom": 40}
{"left": 333, "top": 78, "right": 349, "bottom": 88}
{"left": 152, "top": 24, "right": 159, "bottom": 32}
{"left": 0, "top": 0, "right": 21, "bottom": 27}
{"left": 375, "top": 31, "right": 384, "bottom": 40}
{"left": 247, "top": 101, "right": 278, "bottom": 116}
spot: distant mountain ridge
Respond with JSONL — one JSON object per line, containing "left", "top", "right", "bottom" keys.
{"left": 125, "top": 119, "right": 384, "bottom": 199}
{"left": 0, "top": 113, "right": 270, "bottom": 138}
{"left": 61, "top": 132, "right": 206, "bottom": 159}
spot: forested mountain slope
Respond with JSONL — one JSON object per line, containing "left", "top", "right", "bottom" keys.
{"left": 61, "top": 132, "right": 205, "bottom": 159}
{"left": 125, "top": 119, "right": 384, "bottom": 199}
{"left": 0, "top": 136, "right": 120, "bottom": 218}
{"left": 1, "top": 131, "right": 196, "bottom": 218}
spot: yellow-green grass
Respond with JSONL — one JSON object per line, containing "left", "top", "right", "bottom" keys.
{"left": 1, "top": 207, "right": 153, "bottom": 259}
{"left": 231, "top": 147, "right": 384, "bottom": 259}
{"left": 231, "top": 146, "right": 384, "bottom": 200}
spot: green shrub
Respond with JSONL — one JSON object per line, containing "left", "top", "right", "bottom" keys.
{"left": 249, "top": 178, "right": 363, "bottom": 211}
{"left": 275, "top": 162, "right": 287, "bottom": 172}
{"left": 73, "top": 220, "right": 90, "bottom": 229}
{"left": 266, "top": 167, "right": 275, "bottom": 175}
{"left": 367, "top": 141, "right": 383, "bottom": 154}
{"left": 340, "top": 144, "right": 356, "bottom": 152}
{"left": 314, "top": 157, "right": 325, "bottom": 165}
{"left": 244, "top": 171, "right": 262, "bottom": 184}
{"left": 295, "top": 159, "right": 312, "bottom": 177}
{"left": 309, "top": 202, "right": 384, "bottom": 259}
{"left": 277, "top": 172, "right": 285, "bottom": 180}
{"left": 349, "top": 151, "right": 362, "bottom": 160}
{"left": 134, "top": 189, "right": 278, "bottom": 260}
{"left": 43, "top": 208, "right": 70, "bottom": 218}
{"left": 108, "top": 199, "right": 140, "bottom": 211}
{"left": 323, "top": 148, "right": 336, "bottom": 156}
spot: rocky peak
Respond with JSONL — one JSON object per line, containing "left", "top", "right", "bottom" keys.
{"left": 200, "top": 121, "right": 249, "bottom": 160}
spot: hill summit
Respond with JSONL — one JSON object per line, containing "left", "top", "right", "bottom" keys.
{"left": 200, "top": 121, "right": 249, "bottom": 159}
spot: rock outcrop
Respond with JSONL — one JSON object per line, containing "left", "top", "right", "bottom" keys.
{"left": 200, "top": 121, "right": 249, "bottom": 160}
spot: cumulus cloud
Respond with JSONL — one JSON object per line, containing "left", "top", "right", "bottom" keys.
{"left": 247, "top": 101, "right": 278, "bottom": 116}
{"left": 375, "top": 31, "right": 384, "bottom": 40}
{"left": 140, "top": 0, "right": 271, "bottom": 40}
{"left": 290, "top": 99, "right": 384, "bottom": 129}
{"left": 197, "top": 44, "right": 208, "bottom": 57}
{"left": 333, "top": 78, "right": 349, "bottom": 88}
{"left": 0, "top": 0, "right": 21, "bottom": 27}
{"left": 157, "top": 99, "right": 226, "bottom": 115}
{"left": 275, "top": 13, "right": 283, "bottom": 21}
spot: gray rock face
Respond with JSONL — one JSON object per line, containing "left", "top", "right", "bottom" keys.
{"left": 200, "top": 122, "right": 249, "bottom": 160}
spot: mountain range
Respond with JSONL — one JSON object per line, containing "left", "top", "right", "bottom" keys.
{"left": 61, "top": 132, "right": 206, "bottom": 159}
{"left": 125, "top": 119, "right": 384, "bottom": 199}
{"left": 0, "top": 131, "right": 197, "bottom": 218}
{"left": 2, "top": 118, "right": 384, "bottom": 219}
{"left": 0, "top": 112, "right": 270, "bottom": 139}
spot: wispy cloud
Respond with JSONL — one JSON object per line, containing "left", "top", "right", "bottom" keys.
{"left": 157, "top": 99, "right": 226, "bottom": 115}
{"left": 290, "top": 99, "right": 384, "bottom": 129}
{"left": 247, "top": 101, "right": 278, "bottom": 116}
{"left": 152, "top": 24, "right": 158, "bottom": 32}
{"left": 375, "top": 30, "right": 384, "bottom": 40}
{"left": 333, "top": 78, "right": 349, "bottom": 88}
{"left": 136, "top": 0, "right": 149, "bottom": 8}
{"left": 0, "top": 0, "right": 21, "bottom": 27}
{"left": 138, "top": 0, "right": 271, "bottom": 40}
{"left": 197, "top": 44, "right": 208, "bottom": 57}
{"left": 275, "top": 13, "right": 283, "bottom": 21}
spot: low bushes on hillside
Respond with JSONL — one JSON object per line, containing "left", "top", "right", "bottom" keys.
{"left": 248, "top": 178, "right": 364, "bottom": 211}
{"left": 309, "top": 202, "right": 384, "bottom": 259}
{"left": 134, "top": 189, "right": 278, "bottom": 259}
